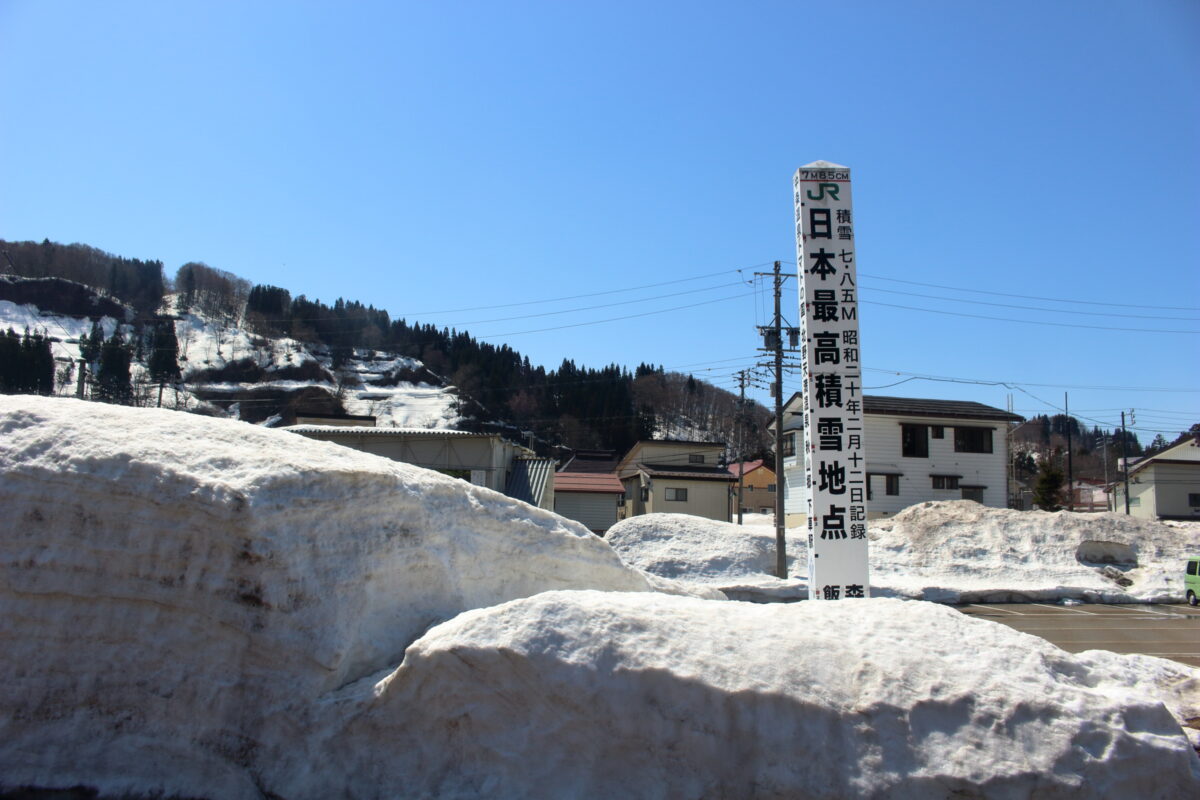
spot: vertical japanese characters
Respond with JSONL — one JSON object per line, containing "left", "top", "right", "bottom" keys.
{"left": 794, "top": 163, "right": 869, "bottom": 600}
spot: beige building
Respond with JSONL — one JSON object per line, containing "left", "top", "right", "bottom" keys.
{"left": 728, "top": 459, "right": 777, "bottom": 516}
{"left": 1111, "top": 435, "right": 1200, "bottom": 520}
{"left": 285, "top": 425, "right": 554, "bottom": 510}
{"left": 616, "top": 440, "right": 734, "bottom": 522}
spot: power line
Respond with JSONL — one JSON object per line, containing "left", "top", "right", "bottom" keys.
{"left": 399, "top": 264, "right": 770, "bottom": 316}
{"left": 860, "top": 285, "right": 1200, "bottom": 322}
{"left": 478, "top": 292, "right": 755, "bottom": 339}
{"left": 862, "top": 299, "right": 1200, "bottom": 335}
{"left": 863, "top": 366, "right": 1199, "bottom": 393}
{"left": 857, "top": 272, "right": 1200, "bottom": 312}
{"left": 445, "top": 280, "right": 745, "bottom": 327}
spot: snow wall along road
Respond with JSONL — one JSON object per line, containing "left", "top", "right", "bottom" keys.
{"left": 1, "top": 396, "right": 1198, "bottom": 798}
{"left": 0, "top": 397, "right": 657, "bottom": 797}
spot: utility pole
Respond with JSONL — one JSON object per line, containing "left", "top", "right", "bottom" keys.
{"left": 1065, "top": 393, "right": 1073, "bottom": 512}
{"left": 1120, "top": 410, "right": 1131, "bottom": 514}
{"left": 755, "top": 260, "right": 800, "bottom": 579}
{"left": 734, "top": 369, "right": 750, "bottom": 525}
{"left": 75, "top": 359, "right": 88, "bottom": 399}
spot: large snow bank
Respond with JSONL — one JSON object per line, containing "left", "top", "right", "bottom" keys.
{"left": 284, "top": 592, "right": 1199, "bottom": 797}
{"left": 606, "top": 512, "right": 806, "bottom": 601}
{"left": 0, "top": 396, "right": 654, "bottom": 796}
{"left": 608, "top": 503, "right": 1200, "bottom": 604}
{"left": 871, "top": 500, "right": 1200, "bottom": 603}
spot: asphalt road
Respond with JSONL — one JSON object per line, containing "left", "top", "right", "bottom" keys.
{"left": 957, "top": 603, "right": 1200, "bottom": 669}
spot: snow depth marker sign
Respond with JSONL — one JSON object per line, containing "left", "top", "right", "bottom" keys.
{"left": 793, "top": 160, "right": 869, "bottom": 600}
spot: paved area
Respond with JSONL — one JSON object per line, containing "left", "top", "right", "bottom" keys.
{"left": 957, "top": 603, "right": 1200, "bottom": 669}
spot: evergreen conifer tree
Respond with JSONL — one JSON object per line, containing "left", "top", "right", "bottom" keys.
{"left": 95, "top": 329, "right": 133, "bottom": 404}
{"left": 1032, "top": 455, "right": 1065, "bottom": 512}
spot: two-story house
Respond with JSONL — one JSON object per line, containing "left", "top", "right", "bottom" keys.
{"left": 728, "top": 459, "right": 778, "bottom": 517}
{"left": 775, "top": 393, "right": 1022, "bottom": 526}
{"left": 616, "top": 439, "right": 734, "bottom": 522}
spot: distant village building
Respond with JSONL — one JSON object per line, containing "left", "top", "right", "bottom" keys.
{"left": 727, "top": 459, "right": 777, "bottom": 517}
{"left": 285, "top": 425, "right": 555, "bottom": 510}
{"left": 616, "top": 440, "right": 734, "bottom": 523}
{"left": 774, "top": 394, "right": 1022, "bottom": 526}
{"left": 1111, "top": 435, "right": 1200, "bottom": 520}
{"left": 554, "top": 450, "right": 624, "bottom": 534}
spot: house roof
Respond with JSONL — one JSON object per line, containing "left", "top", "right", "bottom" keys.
{"left": 505, "top": 457, "right": 554, "bottom": 506}
{"left": 555, "top": 472, "right": 624, "bottom": 494}
{"left": 624, "top": 464, "right": 737, "bottom": 482}
{"left": 559, "top": 449, "right": 619, "bottom": 473}
{"left": 1127, "top": 437, "right": 1200, "bottom": 478}
{"left": 286, "top": 425, "right": 485, "bottom": 437}
{"left": 863, "top": 396, "right": 1023, "bottom": 422}
{"left": 728, "top": 459, "right": 767, "bottom": 478}
{"left": 778, "top": 392, "right": 1022, "bottom": 424}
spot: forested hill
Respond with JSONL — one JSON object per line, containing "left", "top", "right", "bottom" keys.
{"left": 0, "top": 238, "right": 773, "bottom": 457}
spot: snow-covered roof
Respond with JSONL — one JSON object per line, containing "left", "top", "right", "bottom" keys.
{"left": 285, "top": 425, "right": 484, "bottom": 437}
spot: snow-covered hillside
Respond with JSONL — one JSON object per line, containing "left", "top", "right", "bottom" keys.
{"left": 1, "top": 396, "right": 1198, "bottom": 797}
{"left": 1, "top": 296, "right": 460, "bottom": 428}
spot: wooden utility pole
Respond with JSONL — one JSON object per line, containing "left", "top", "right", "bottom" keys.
{"left": 1120, "top": 410, "right": 1132, "bottom": 514}
{"left": 755, "top": 260, "right": 798, "bottom": 579}
{"left": 734, "top": 369, "right": 749, "bottom": 525}
{"left": 1065, "top": 393, "right": 1073, "bottom": 511}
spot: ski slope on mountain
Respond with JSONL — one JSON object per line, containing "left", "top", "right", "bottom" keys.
{"left": 0, "top": 297, "right": 460, "bottom": 428}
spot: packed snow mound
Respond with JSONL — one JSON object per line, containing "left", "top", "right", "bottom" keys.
{"left": 871, "top": 501, "right": 1200, "bottom": 603}
{"left": 0, "top": 396, "right": 656, "bottom": 796}
{"left": 289, "top": 592, "right": 1200, "bottom": 798}
{"left": 606, "top": 513, "right": 806, "bottom": 600}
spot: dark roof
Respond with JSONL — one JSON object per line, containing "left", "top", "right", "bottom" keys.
{"left": 779, "top": 392, "right": 1021, "bottom": 423}
{"left": 639, "top": 438, "right": 726, "bottom": 447}
{"left": 560, "top": 450, "right": 620, "bottom": 473}
{"left": 628, "top": 463, "right": 736, "bottom": 482}
{"left": 862, "top": 396, "right": 1023, "bottom": 422}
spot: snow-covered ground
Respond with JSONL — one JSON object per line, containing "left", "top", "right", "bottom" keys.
{"left": 607, "top": 513, "right": 807, "bottom": 601}
{"left": 872, "top": 501, "right": 1200, "bottom": 603}
{"left": 1, "top": 396, "right": 1198, "bottom": 797}
{"left": 609, "top": 503, "right": 1200, "bottom": 605}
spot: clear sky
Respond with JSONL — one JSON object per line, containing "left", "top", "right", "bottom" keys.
{"left": 2, "top": 0, "right": 1197, "bottom": 443}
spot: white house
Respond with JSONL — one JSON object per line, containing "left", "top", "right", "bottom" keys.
{"left": 775, "top": 393, "right": 1022, "bottom": 526}
{"left": 1111, "top": 435, "right": 1200, "bottom": 520}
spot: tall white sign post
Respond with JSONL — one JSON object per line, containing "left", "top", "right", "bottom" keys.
{"left": 793, "top": 161, "right": 870, "bottom": 600}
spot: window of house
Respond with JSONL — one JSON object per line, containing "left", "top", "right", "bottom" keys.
{"left": 954, "top": 426, "right": 993, "bottom": 454}
{"left": 688, "top": 454, "right": 705, "bottom": 464}
{"left": 931, "top": 426, "right": 944, "bottom": 439}
{"left": 932, "top": 475, "right": 960, "bottom": 490}
{"left": 961, "top": 486, "right": 985, "bottom": 503}
{"left": 1189, "top": 493, "right": 1200, "bottom": 507}
{"left": 901, "top": 425, "right": 928, "bottom": 458}
{"left": 869, "top": 473, "right": 901, "bottom": 500}
{"left": 1128, "top": 496, "right": 1140, "bottom": 507}
{"left": 767, "top": 484, "right": 776, "bottom": 493}
{"left": 665, "top": 487, "right": 688, "bottom": 501}
{"left": 783, "top": 433, "right": 796, "bottom": 457}
{"left": 639, "top": 487, "right": 649, "bottom": 502}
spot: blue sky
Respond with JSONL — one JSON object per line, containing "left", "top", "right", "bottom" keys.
{"left": 2, "top": 0, "right": 1197, "bottom": 442}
